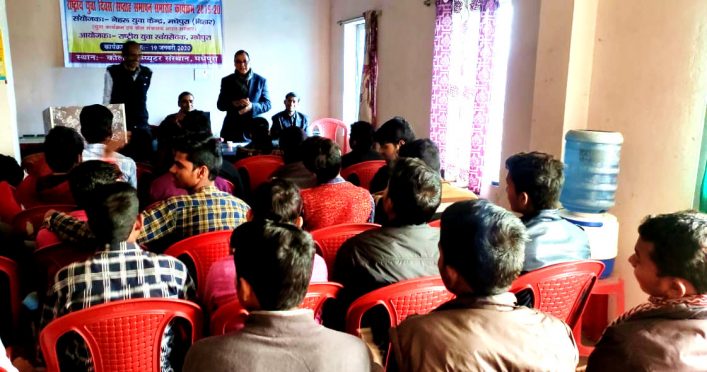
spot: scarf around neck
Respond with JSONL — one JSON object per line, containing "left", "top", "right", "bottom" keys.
{"left": 610, "top": 294, "right": 707, "bottom": 326}
{"left": 235, "top": 69, "right": 253, "bottom": 98}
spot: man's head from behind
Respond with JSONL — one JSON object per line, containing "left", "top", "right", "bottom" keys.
{"left": 278, "top": 126, "right": 307, "bottom": 164}
{"left": 301, "top": 136, "right": 341, "bottom": 184}
{"left": 231, "top": 220, "right": 315, "bottom": 311}
{"left": 505, "top": 151, "right": 564, "bottom": 215}
{"left": 44, "top": 126, "right": 84, "bottom": 173}
{"left": 374, "top": 116, "right": 415, "bottom": 162}
{"left": 80, "top": 104, "right": 114, "bottom": 144}
{"left": 439, "top": 199, "right": 528, "bottom": 296}
{"left": 171, "top": 136, "right": 222, "bottom": 189}
{"left": 384, "top": 157, "right": 441, "bottom": 225}
{"left": 86, "top": 182, "right": 142, "bottom": 245}
{"left": 630, "top": 211, "right": 707, "bottom": 298}
{"left": 68, "top": 160, "right": 122, "bottom": 210}
{"left": 349, "top": 121, "right": 376, "bottom": 153}
{"left": 399, "top": 138, "right": 441, "bottom": 174}
{"left": 250, "top": 178, "right": 303, "bottom": 226}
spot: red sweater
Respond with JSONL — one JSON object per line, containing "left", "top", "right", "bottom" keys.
{"left": 301, "top": 179, "right": 373, "bottom": 231}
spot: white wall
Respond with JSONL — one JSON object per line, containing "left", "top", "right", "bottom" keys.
{"left": 7, "top": 0, "right": 331, "bottom": 136}
{"left": 330, "top": 0, "right": 435, "bottom": 135}
{"left": 0, "top": 0, "right": 19, "bottom": 159}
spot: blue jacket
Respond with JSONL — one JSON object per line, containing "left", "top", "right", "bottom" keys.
{"left": 522, "top": 209, "right": 591, "bottom": 272}
{"left": 217, "top": 71, "right": 271, "bottom": 141}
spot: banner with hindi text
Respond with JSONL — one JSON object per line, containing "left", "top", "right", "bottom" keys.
{"left": 60, "top": 0, "right": 224, "bottom": 67}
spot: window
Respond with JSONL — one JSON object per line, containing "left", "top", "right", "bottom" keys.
{"left": 342, "top": 18, "right": 366, "bottom": 125}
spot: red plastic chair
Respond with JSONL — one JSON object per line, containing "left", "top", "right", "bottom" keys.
{"left": 34, "top": 242, "right": 93, "bottom": 291}
{"left": 310, "top": 223, "right": 380, "bottom": 275}
{"left": 341, "top": 160, "right": 386, "bottom": 190}
{"left": 12, "top": 204, "right": 76, "bottom": 239}
{"left": 164, "top": 230, "right": 233, "bottom": 299}
{"left": 39, "top": 298, "right": 203, "bottom": 372}
{"left": 233, "top": 155, "right": 284, "bottom": 193}
{"left": 345, "top": 275, "right": 454, "bottom": 337}
{"left": 0, "top": 181, "right": 21, "bottom": 224}
{"left": 0, "top": 257, "right": 21, "bottom": 335}
{"left": 428, "top": 219, "right": 441, "bottom": 228}
{"left": 311, "top": 118, "right": 349, "bottom": 153}
{"left": 509, "top": 260, "right": 604, "bottom": 329}
{"left": 210, "top": 282, "right": 343, "bottom": 336}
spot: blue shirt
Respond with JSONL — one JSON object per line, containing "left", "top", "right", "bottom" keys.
{"left": 522, "top": 209, "right": 591, "bottom": 272}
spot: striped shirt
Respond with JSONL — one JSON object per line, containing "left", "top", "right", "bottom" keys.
{"left": 82, "top": 143, "right": 138, "bottom": 188}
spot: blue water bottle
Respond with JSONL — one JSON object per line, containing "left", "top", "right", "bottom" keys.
{"left": 560, "top": 130, "right": 624, "bottom": 213}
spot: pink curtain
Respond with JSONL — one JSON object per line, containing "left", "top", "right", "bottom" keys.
{"left": 429, "top": 0, "right": 500, "bottom": 193}
{"left": 358, "top": 10, "right": 379, "bottom": 126}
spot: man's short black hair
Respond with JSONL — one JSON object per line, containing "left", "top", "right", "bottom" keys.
{"left": 180, "top": 110, "right": 212, "bottom": 137}
{"left": 374, "top": 116, "right": 415, "bottom": 145}
{"left": 440, "top": 200, "right": 528, "bottom": 296}
{"left": 173, "top": 137, "right": 222, "bottom": 181}
{"left": 0, "top": 154, "right": 23, "bottom": 187}
{"left": 86, "top": 182, "right": 139, "bottom": 245}
{"left": 121, "top": 40, "right": 140, "bottom": 54}
{"left": 505, "top": 151, "right": 564, "bottom": 210}
{"left": 69, "top": 160, "right": 122, "bottom": 210}
{"left": 349, "top": 121, "right": 375, "bottom": 153}
{"left": 285, "top": 92, "right": 299, "bottom": 101}
{"left": 231, "top": 220, "right": 315, "bottom": 310}
{"left": 387, "top": 157, "right": 442, "bottom": 225}
{"left": 234, "top": 50, "right": 250, "bottom": 60}
{"left": 399, "top": 139, "right": 441, "bottom": 174}
{"left": 252, "top": 178, "right": 302, "bottom": 224}
{"left": 278, "top": 127, "right": 307, "bottom": 164}
{"left": 638, "top": 210, "right": 707, "bottom": 294}
{"left": 80, "top": 104, "right": 114, "bottom": 144}
{"left": 301, "top": 136, "right": 341, "bottom": 184}
{"left": 44, "top": 126, "right": 84, "bottom": 173}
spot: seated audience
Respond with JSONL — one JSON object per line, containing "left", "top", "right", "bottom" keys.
{"left": 0, "top": 154, "right": 23, "bottom": 225}
{"left": 388, "top": 199, "right": 579, "bottom": 371}
{"left": 184, "top": 220, "right": 376, "bottom": 372}
{"left": 45, "top": 137, "right": 250, "bottom": 252}
{"left": 203, "top": 178, "right": 328, "bottom": 312}
{"left": 334, "top": 157, "right": 441, "bottom": 312}
{"left": 341, "top": 121, "right": 383, "bottom": 170}
{"left": 16, "top": 126, "right": 83, "bottom": 207}
{"left": 36, "top": 160, "right": 121, "bottom": 249}
{"left": 270, "top": 92, "right": 309, "bottom": 140}
{"left": 0, "top": 154, "right": 23, "bottom": 187}
{"left": 369, "top": 117, "right": 416, "bottom": 193}
{"left": 40, "top": 182, "right": 195, "bottom": 371}
{"left": 300, "top": 136, "right": 374, "bottom": 230}
{"left": 587, "top": 210, "right": 707, "bottom": 371}
{"left": 79, "top": 104, "right": 137, "bottom": 188}
{"left": 505, "top": 151, "right": 590, "bottom": 272}
{"left": 235, "top": 117, "right": 274, "bottom": 159}
{"left": 271, "top": 126, "right": 317, "bottom": 189}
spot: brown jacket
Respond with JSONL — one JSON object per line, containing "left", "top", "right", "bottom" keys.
{"left": 587, "top": 304, "right": 707, "bottom": 372}
{"left": 389, "top": 293, "right": 578, "bottom": 372}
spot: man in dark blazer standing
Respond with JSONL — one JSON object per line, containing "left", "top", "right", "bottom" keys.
{"left": 217, "top": 50, "right": 272, "bottom": 142}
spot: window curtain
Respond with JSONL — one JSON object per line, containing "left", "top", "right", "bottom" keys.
{"left": 429, "top": 0, "right": 500, "bottom": 193}
{"left": 358, "top": 10, "right": 379, "bottom": 126}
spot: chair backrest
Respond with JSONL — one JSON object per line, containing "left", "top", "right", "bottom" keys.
{"left": 12, "top": 204, "right": 76, "bottom": 239}
{"left": 209, "top": 282, "right": 343, "bottom": 336}
{"left": 310, "top": 118, "right": 349, "bottom": 153}
{"left": 509, "top": 260, "right": 604, "bottom": 328}
{"left": 233, "top": 155, "right": 284, "bottom": 193}
{"left": 428, "top": 219, "right": 441, "bottom": 228}
{"left": 39, "top": 298, "right": 202, "bottom": 372}
{"left": 345, "top": 275, "right": 454, "bottom": 336}
{"left": 0, "top": 257, "right": 21, "bottom": 337}
{"left": 164, "top": 230, "right": 233, "bottom": 299}
{"left": 34, "top": 242, "right": 94, "bottom": 292}
{"left": 341, "top": 160, "right": 386, "bottom": 190}
{"left": 310, "top": 223, "right": 380, "bottom": 275}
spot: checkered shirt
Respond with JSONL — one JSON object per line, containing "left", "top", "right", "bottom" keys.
{"left": 45, "top": 185, "right": 250, "bottom": 248}
{"left": 40, "top": 241, "right": 196, "bottom": 371}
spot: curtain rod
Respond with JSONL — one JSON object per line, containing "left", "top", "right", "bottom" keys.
{"left": 337, "top": 15, "right": 364, "bottom": 26}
